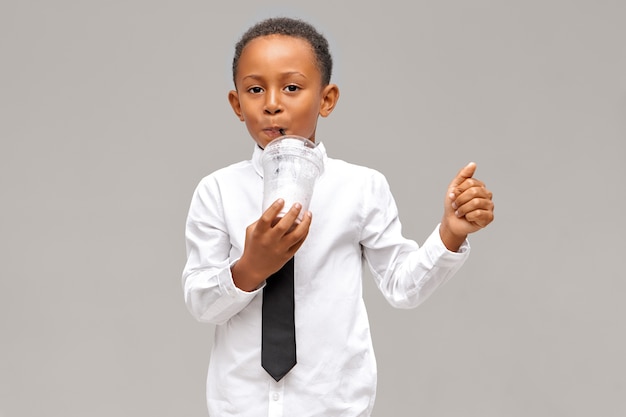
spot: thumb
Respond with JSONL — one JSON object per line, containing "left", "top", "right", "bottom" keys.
{"left": 449, "top": 162, "right": 477, "bottom": 190}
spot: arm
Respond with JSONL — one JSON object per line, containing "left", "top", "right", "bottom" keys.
{"left": 182, "top": 178, "right": 311, "bottom": 324}
{"left": 182, "top": 177, "right": 258, "bottom": 324}
{"left": 361, "top": 166, "right": 493, "bottom": 309}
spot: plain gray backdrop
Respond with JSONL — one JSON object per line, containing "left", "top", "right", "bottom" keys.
{"left": 1, "top": 1, "right": 624, "bottom": 416}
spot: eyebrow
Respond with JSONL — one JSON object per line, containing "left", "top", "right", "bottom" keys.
{"left": 242, "top": 71, "right": 308, "bottom": 82}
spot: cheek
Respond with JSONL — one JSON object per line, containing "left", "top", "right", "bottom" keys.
{"left": 298, "top": 102, "right": 322, "bottom": 124}
{"left": 239, "top": 97, "right": 259, "bottom": 115}
{"left": 240, "top": 106, "right": 258, "bottom": 123}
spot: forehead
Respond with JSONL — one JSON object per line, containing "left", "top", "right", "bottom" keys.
{"left": 237, "top": 34, "right": 319, "bottom": 77}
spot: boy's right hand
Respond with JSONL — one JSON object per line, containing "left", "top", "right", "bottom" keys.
{"left": 231, "top": 199, "right": 312, "bottom": 292}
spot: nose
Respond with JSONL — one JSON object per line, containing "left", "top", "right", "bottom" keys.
{"left": 264, "top": 90, "right": 283, "bottom": 115}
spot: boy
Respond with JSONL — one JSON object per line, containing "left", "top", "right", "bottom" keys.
{"left": 183, "top": 17, "right": 494, "bottom": 416}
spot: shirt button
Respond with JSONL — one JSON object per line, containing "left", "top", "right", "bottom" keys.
{"left": 272, "top": 392, "right": 279, "bottom": 401}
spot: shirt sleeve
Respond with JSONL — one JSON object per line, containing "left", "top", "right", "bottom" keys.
{"left": 359, "top": 170, "right": 470, "bottom": 309}
{"left": 182, "top": 176, "right": 263, "bottom": 325}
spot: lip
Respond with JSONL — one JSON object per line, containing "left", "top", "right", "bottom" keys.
{"left": 263, "top": 127, "right": 285, "bottom": 139}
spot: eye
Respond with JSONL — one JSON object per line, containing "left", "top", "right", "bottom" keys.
{"left": 248, "top": 86, "right": 263, "bottom": 94}
{"left": 284, "top": 84, "right": 300, "bottom": 92}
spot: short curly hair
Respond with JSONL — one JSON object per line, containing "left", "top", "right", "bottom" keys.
{"left": 232, "top": 17, "right": 333, "bottom": 87}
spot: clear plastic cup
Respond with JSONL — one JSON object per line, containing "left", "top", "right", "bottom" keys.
{"left": 261, "top": 135, "right": 324, "bottom": 223}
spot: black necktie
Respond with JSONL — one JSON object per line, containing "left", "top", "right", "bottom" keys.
{"left": 261, "top": 257, "right": 296, "bottom": 381}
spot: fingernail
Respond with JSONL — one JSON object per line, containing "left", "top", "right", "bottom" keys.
{"left": 449, "top": 192, "right": 455, "bottom": 199}
{"left": 455, "top": 210, "right": 461, "bottom": 217}
{"left": 451, "top": 202, "right": 457, "bottom": 210}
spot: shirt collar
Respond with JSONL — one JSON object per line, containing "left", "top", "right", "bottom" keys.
{"left": 251, "top": 142, "right": 328, "bottom": 178}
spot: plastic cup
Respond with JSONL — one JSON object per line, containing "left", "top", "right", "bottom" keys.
{"left": 261, "top": 135, "right": 324, "bottom": 223}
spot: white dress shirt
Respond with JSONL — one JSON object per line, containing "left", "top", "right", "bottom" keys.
{"left": 182, "top": 142, "right": 470, "bottom": 416}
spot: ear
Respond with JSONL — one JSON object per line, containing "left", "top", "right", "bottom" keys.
{"left": 228, "top": 90, "right": 245, "bottom": 121}
{"left": 319, "top": 84, "right": 340, "bottom": 118}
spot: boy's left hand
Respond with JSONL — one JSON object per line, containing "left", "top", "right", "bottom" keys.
{"left": 440, "top": 162, "right": 494, "bottom": 251}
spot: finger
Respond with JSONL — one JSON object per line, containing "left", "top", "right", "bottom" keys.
{"left": 259, "top": 198, "right": 286, "bottom": 229}
{"left": 273, "top": 203, "right": 302, "bottom": 235}
{"left": 464, "top": 208, "right": 495, "bottom": 227}
{"left": 452, "top": 185, "right": 492, "bottom": 209}
{"left": 451, "top": 179, "right": 486, "bottom": 204}
{"left": 454, "top": 197, "right": 495, "bottom": 219}
{"left": 289, "top": 210, "right": 312, "bottom": 240}
{"left": 286, "top": 211, "right": 312, "bottom": 253}
{"left": 448, "top": 162, "right": 477, "bottom": 195}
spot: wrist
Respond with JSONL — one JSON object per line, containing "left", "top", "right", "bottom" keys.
{"left": 231, "top": 257, "right": 266, "bottom": 292}
{"left": 439, "top": 221, "right": 467, "bottom": 252}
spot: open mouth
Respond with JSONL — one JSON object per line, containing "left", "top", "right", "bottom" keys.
{"left": 264, "top": 128, "right": 286, "bottom": 139}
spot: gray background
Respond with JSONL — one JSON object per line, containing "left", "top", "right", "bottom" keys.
{"left": 1, "top": 1, "right": 624, "bottom": 416}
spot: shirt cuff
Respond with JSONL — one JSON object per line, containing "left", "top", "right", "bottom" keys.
{"left": 423, "top": 224, "right": 471, "bottom": 265}
{"left": 218, "top": 258, "right": 266, "bottom": 297}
